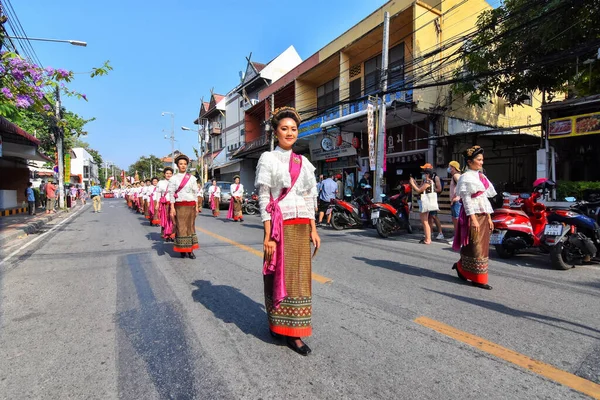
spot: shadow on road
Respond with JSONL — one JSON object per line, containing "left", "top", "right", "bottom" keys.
{"left": 191, "top": 280, "right": 271, "bottom": 343}
{"left": 353, "top": 256, "right": 465, "bottom": 286}
{"left": 426, "top": 289, "right": 600, "bottom": 340}
{"left": 145, "top": 232, "right": 178, "bottom": 258}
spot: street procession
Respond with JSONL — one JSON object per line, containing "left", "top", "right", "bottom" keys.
{"left": 1, "top": 0, "right": 600, "bottom": 399}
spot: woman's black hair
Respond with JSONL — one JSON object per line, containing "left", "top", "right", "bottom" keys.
{"left": 463, "top": 145, "right": 484, "bottom": 162}
{"left": 271, "top": 106, "right": 301, "bottom": 130}
{"left": 151, "top": 176, "right": 158, "bottom": 182}
{"left": 163, "top": 167, "right": 174, "bottom": 174}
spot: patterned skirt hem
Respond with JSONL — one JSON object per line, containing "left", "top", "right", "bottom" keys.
{"left": 174, "top": 243, "right": 200, "bottom": 252}
{"left": 269, "top": 324, "right": 312, "bottom": 337}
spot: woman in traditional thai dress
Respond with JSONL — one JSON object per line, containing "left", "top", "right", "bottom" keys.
{"left": 143, "top": 179, "right": 152, "bottom": 220}
{"left": 149, "top": 177, "right": 161, "bottom": 227}
{"left": 452, "top": 145, "right": 497, "bottom": 290}
{"left": 169, "top": 154, "right": 200, "bottom": 259}
{"left": 208, "top": 179, "right": 221, "bottom": 217}
{"left": 228, "top": 175, "right": 244, "bottom": 222}
{"left": 256, "top": 106, "right": 320, "bottom": 356}
{"left": 197, "top": 181, "right": 204, "bottom": 214}
{"left": 157, "top": 167, "right": 175, "bottom": 242}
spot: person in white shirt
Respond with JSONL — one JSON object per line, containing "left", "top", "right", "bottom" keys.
{"left": 168, "top": 154, "right": 199, "bottom": 259}
{"left": 208, "top": 179, "right": 221, "bottom": 217}
{"left": 143, "top": 179, "right": 152, "bottom": 221}
{"left": 229, "top": 175, "right": 244, "bottom": 222}
{"left": 157, "top": 167, "right": 175, "bottom": 241}
{"left": 149, "top": 177, "right": 160, "bottom": 226}
{"left": 197, "top": 181, "right": 204, "bottom": 214}
{"left": 452, "top": 145, "right": 497, "bottom": 290}
{"left": 256, "top": 106, "right": 320, "bottom": 357}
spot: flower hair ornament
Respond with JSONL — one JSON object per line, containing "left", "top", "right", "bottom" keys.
{"left": 464, "top": 145, "right": 484, "bottom": 160}
{"left": 271, "top": 106, "right": 301, "bottom": 123}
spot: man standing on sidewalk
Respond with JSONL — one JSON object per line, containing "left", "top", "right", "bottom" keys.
{"left": 45, "top": 180, "right": 56, "bottom": 214}
{"left": 90, "top": 182, "right": 102, "bottom": 213}
{"left": 317, "top": 174, "right": 338, "bottom": 227}
{"left": 26, "top": 182, "right": 36, "bottom": 215}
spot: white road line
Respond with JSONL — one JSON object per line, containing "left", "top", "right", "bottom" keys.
{"left": 0, "top": 205, "right": 88, "bottom": 267}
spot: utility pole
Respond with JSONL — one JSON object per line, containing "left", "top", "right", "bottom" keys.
{"left": 270, "top": 94, "right": 275, "bottom": 151}
{"left": 374, "top": 11, "right": 390, "bottom": 200}
{"left": 204, "top": 120, "right": 210, "bottom": 182}
{"left": 55, "top": 87, "right": 65, "bottom": 209}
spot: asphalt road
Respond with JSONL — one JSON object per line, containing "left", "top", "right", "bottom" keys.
{"left": 1, "top": 198, "right": 599, "bottom": 399}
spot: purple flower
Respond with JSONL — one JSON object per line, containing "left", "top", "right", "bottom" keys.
{"left": 1, "top": 87, "right": 13, "bottom": 99}
{"left": 82, "top": 94, "right": 87, "bottom": 101}
{"left": 56, "top": 68, "right": 70, "bottom": 79}
{"left": 43, "top": 104, "right": 51, "bottom": 111}
{"left": 11, "top": 69, "right": 25, "bottom": 81}
{"left": 45, "top": 66, "right": 55, "bottom": 75}
{"left": 15, "top": 94, "right": 32, "bottom": 108}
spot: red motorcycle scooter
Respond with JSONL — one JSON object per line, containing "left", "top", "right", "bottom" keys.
{"left": 491, "top": 179, "right": 555, "bottom": 258}
{"left": 328, "top": 189, "right": 376, "bottom": 230}
{"left": 372, "top": 184, "right": 413, "bottom": 238}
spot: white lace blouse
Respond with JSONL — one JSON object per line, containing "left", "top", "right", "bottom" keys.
{"left": 157, "top": 179, "right": 171, "bottom": 202}
{"left": 456, "top": 169, "right": 497, "bottom": 216}
{"left": 168, "top": 173, "right": 199, "bottom": 204}
{"left": 255, "top": 147, "right": 318, "bottom": 222}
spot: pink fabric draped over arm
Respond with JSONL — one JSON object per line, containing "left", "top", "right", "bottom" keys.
{"left": 452, "top": 172, "right": 491, "bottom": 251}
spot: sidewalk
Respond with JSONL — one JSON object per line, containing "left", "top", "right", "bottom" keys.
{"left": 409, "top": 217, "right": 454, "bottom": 238}
{"left": 0, "top": 203, "right": 84, "bottom": 247}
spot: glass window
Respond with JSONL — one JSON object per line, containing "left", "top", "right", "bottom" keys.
{"left": 364, "top": 43, "right": 405, "bottom": 94}
{"left": 317, "top": 77, "right": 340, "bottom": 111}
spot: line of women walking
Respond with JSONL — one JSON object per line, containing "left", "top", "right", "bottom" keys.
{"left": 124, "top": 154, "right": 200, "bottom": 259}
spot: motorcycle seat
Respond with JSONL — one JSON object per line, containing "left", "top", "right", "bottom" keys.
{"left": 493, "top": 208, "right": 528, "bottom": 218}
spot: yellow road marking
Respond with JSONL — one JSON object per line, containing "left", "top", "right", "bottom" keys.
{"left": 196, "top": 226, "right": 333, "bottom": 284}
{"left": 415, "top": 316, "right": 600, "bottom": 400}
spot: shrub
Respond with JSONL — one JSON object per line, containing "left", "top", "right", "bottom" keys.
{"left": 556, "top": 181, "right": 600, "bottom": 201}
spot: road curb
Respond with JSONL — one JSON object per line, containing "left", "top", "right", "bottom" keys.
{"left": 0, "top": 206, "right": 82, "bottom": 247}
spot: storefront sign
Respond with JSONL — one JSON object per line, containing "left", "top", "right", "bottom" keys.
{"left": 64, "top": 154, "right": 71, "bottom": 184}
{"left": 367, "top": 103, "right": 375, "bottom": 171}
{"left": 549, "top": 112, "right": 600, "bottom": 139}
{"left": 309, "top": 132, "right": 357, "bottom": 161}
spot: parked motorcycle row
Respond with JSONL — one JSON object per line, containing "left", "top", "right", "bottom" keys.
{"left": 326, "top": 184, "right": 413, "bottom": 238}
{"left": 491, "top": 178, "right": 600, "bottom": 270}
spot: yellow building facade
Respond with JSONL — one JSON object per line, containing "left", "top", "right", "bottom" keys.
{"left": 286, "top": 0, "right": 542, "bottom": 198}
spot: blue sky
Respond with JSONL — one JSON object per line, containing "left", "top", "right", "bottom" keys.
{"left": 12, "top": 0, "right": 388, "bottom": 169}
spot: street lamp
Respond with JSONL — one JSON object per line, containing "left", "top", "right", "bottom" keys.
{"left": 162, "top": 112, "right": 175, "bottom": 169}
{"left": 6, "top": 36, "right": 87, "bottom": 47}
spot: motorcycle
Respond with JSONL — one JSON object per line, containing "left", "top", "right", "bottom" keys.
{"left": 328, "top": 192, "right": 376, "bottom": 230}
{"left": 492, "top": 178, "right": 600, "bottom": 269}
{"left": 544, "top": 204, "right": 600, "bottom": 271}
{"left": 242, "top": 191, "right": 259, "bottom": 215}
{"left": 373, "top": 184, "right": 413, "bottom": 238}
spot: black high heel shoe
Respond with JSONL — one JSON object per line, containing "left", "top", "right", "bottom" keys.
{"left": 180, "top": 252, "right": 186, "bottom": 258}
{"left": 452, "top": 263, "right": 467, "bottom": 281}
{"left": 286, "top": 338, "right": 311, "bottom": 356}
{"left": 472, "top": 282, "right": 493, "bottom": 290}
{"left": 188, "top": 252, "right": 196, "bottom": 259}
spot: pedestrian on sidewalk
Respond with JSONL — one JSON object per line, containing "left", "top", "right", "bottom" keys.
{"left": 421, "top": 163, "right": 445, "bottom": 240}
{"left": 168, "top": 154, "right": 200, "bottom": 259}
{"left": 45, "top": 180, "right": 57, "bottom": 214}
{"left": 256, "top": 106, "right": 320, "bottom": 356}
{"left": 409, "top": 169, "right": 436, "bottom": 244}
{"left": 317, "top": 173, "right": 337, "bottom": 227}
{"left": 208, "top": 179, "right": 221, "bottom": 217}
{"left": 39, "top": 180, "right": 47, "bottom": 209}
{"left": 452, "top": 145, "right": 497, "bottom": 290}
{"left": 26, "top": 182, "right": 36, "bottom": 215}
{"left": 448, "top": 161, "right": 462, "bottom": 235}
{"left": 90, "top": 182, "right": 102, "bottom": 213}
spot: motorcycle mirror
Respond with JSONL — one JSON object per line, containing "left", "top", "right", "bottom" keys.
{"left": 380, "top": 194, "right": 386, "bottom": 198}
{"left": 520, "top": 193, "right": 531, "bottom": 199}
{"left": 565, "top": 197, "right": 577, "bottom": 202}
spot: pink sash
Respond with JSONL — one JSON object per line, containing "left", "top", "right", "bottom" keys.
{"left": 173, "top": 174, "right": 191, "bottom": 200}
{"left": 264, "top": 153, "right": 303, "bottom": 308}
{"left": 453, "top": 172, "right": 490, "bottom": 251}
{"left": 148, "top": 187, "right": 157, "bottom": 218}
{"left": 209, "top": 187, "right": 219, "bottom": 210}
{"left": 227, "top": 184, "right": 241, "bottom": 219}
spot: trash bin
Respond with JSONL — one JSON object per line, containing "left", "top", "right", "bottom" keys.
{"left": 66, "top": 195, "right": 71, "bottom": 208}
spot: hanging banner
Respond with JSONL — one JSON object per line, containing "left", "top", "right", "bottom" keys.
{"left": 367, "top": 102, "right": 375, "bottom": 171}
{"left": 64, "top": 154, "right": 71, "bottom": 184}
{"left": 105, "top": 179, "right": 112, "bottom": 190}
{"left": 549, "top": 112, "right": 600, "bottom": 139}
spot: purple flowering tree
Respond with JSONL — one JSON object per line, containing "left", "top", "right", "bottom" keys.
{"left": 0, "top": 51, "right": 111, "bottom": 121}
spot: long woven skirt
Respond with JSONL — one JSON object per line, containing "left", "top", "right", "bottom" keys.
{"left": 457, "top": 213, "right": 491, "bottom": 284}
{"left": 144, "top": 199, "right": 151, "bottom": 220}
{"left": 212, "top": 196, "right": 220, "bottom": 217}
{"left": 264, "top": 220, "right": 312, "bottom": 337}
{"left": 174, "top": 201, "right": 199, "bottom": 253}
{"left": 233, "top": 198, "right": 243, "bottom": 220}
{"left": 151, "top": 201, "right": 160, "bottom": 225}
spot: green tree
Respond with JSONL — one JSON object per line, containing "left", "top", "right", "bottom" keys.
{"left": 452, "top": 0, "right": 600, "bottom": 106}
{"left": 128, "top": 155, "right": 164, "bottom": 181}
